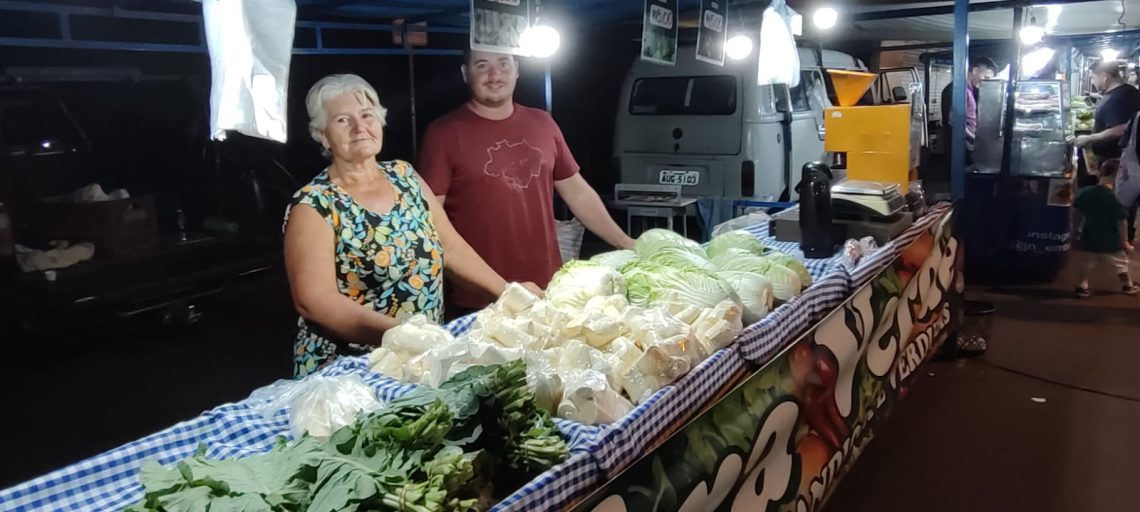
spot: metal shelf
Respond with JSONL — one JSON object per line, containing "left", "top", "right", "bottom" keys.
{"left": 0, "top": 0, "right": 464, "bottom": 55}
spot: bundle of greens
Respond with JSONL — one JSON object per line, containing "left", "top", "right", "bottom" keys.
{"left": 126, "top": 360, "right": 568, "bottom": 512}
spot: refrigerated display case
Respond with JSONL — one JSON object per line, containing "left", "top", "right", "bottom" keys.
{"left": 966, "top": 79, "right": 1074, "bottom": 283}
{"left": 1010, "top": 80, "right": 1072, "bottom": 178}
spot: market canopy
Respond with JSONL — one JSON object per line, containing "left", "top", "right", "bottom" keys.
{"left": 840, "top": 0, "right": 1140, "bottom": 44}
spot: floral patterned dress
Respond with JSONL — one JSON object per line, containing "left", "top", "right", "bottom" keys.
{"left": 285, "top": 160, "right": 444, "bottom": 377}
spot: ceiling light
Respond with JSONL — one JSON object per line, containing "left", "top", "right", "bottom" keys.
{"left": 725, "top": 35, "right": 754, "bottom": 60}
{"left": 812, "top": 6, "right": 838, "bottom": 30}
{"left": 1021, "top": 46, "right": 1056, "bottom": 77}
{"left": 520, "top": 24, "right": 560, "bottom": 58}
{"left": 1101, "top": 48, "right": 1120, "bottom": 62}
{"left": 1019, "top": 15, "right": 1045, "bottom": 45}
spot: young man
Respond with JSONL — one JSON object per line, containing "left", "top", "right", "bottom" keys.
{"left": 940, "top": 56, "right": 998, "bottom": 162}
{"left": 1073, "top": 159, "right": 1138, "bottom": 298}
{"left": 418, "top": 49, "right": 636, "bottom": 315}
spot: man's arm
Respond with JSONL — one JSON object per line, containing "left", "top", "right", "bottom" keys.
{"left": 555, "top": 174, "right": 635, "bottom": 250}
{"left": 1076, "top": 122, "right": 1127, "bottom": 147}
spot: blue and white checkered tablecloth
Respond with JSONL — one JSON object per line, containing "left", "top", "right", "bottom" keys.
{"left": 575, "top": 204, "right": 953, "bottom": 482}
{"left": 0, "top": 206, "right": 951, "bottom": 512}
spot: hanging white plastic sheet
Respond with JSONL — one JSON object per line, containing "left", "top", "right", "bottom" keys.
{"left": 756, "top": 0, "right": 800, "bottom": 87}
{"left": 202, "top": 0, "right": 295, "bottom": 143}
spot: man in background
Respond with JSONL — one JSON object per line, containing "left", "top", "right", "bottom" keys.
{"left": 940, "top": 56, "right": 998, "bottom": 165}
{"left": 1077, "top": 61, "right": 1140, "bottom": 241}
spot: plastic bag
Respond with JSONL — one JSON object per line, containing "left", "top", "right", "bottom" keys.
{"left": 524, "top": 352, "right": 564, "bottom": 415}
{"left": 249, "top": 375, "right": 383, "bottom": 440}
{"left": 557, "top": 368, "right": 633, "bottom": 425}
{"left": 556, "top": 218, "right": 586, "bottom": 263}
{"left": 712, "top": 211, "right": 771, "bottom": 238}
{"left": 202, "top": 0, "right": 295, "bottom": 143}
{"left": 380, "top": 314, "right": 455, "bottom": 358}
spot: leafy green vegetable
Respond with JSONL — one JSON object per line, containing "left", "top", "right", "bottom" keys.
{"left": 711, "top": 254, "right": 802, "bottom": 301}
{"left": 707, "top": 230, "right": 768, "bottom": 260}
{"left": 546, "top": 260, "right": 626, "bottom": 309}
{"left": 716, "top": 271, "right": 774, "bottom": 324}
{"left": 128, "top": 361, "right": 567, "bottom": 512}
{"left": 621, "top": 260, "right": 741, "bottom": 309}
{"left": 634, "top": 230, "right": 705, "bottom": 258}
{"left": 764, "top": 252, "right": 813, "bottom": 288}
{"left": 589, "top": 250, "right": 639, "bottom": 270}
{"left": 642, "top": 245, "right": 717, "bottom": 272}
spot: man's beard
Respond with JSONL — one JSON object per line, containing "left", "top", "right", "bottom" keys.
{"left": 474, "top": 92, "right": 511, "bottom": 108}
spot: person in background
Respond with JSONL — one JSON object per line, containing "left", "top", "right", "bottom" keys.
{"left": 940, "top": 56, "right": 998, "bottom": 164}
{"left": 1089, "top": 60, "right": 1140, "bottom": 243}
{"left": 1119, "top": 111, "right": 1140, "bottom": 242}
{"left": 1077, "top": 61, "right": 1140, "bottom": 157}
{"left": 283, "top": 74, "right": 534, "bottom": 377}
{"left": 1072, "top": 159, "right": 1138, "bottom": 298}
{"left": 418, "top": 49, "right": 636, "bottom": 318}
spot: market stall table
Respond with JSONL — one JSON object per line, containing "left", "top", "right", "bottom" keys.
{"left": 0, "top": 205, "right": 953, "bottom": 512}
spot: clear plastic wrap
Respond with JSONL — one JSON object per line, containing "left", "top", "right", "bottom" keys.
{"left": 524, "top": 352, "right": 564, "bottom": 415}
{"left": 380, "top": 314, "right": 455, "bottom": 357}
{"left": 712, "top": 211, "right": 771, "bottom": 238}
{"left": 556, "top": 368, "right": 634, "bottom": 425}
{"left": 248, "top": 375, "right": 383, "bottom": 440}
{"left": 690, "top": 300, "right": 745, "bottom": 354}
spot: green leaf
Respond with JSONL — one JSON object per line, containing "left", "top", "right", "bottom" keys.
{"left": 205, "top": 494, "right": 273, "bottom": 512}
{"left": 137, "top": 460, "right": 187, "bottom": 498}
{"left": 155, "top": 486, "right": 212, "bottom": 512}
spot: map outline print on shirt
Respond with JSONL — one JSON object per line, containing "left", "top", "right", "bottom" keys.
{"left": 483, "top": 138, "right": 545, "bottom": 191}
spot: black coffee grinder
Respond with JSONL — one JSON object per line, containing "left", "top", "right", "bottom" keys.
{"left": 797, "top": 161, "right": 836, "bottom": 259}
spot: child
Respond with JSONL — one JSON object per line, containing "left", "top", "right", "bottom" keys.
{"left": 1073, "top": 158, "right": 1138, "bottom": 297}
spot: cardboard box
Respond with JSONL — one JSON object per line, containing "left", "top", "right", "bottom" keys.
{"left": 24, "top": 194, "right": 160, "bottom": 259}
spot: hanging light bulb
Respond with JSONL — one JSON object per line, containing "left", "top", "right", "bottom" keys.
{"left": 520, "top": 24, "right": 561, "bottom": 58}
{"left": 812, "top": 6, "right": 838, "bottom": 30}
{"left": 725, "top": 35, "right": 754, "bottom": 60}
{"left": 1019, "top": 15, "right": 1045, "bottom": 45}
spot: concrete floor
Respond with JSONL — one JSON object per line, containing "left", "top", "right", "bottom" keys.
{"left": 3, "top": 250, "right": 1139, "bottom": 512}
{"left": 825, "top": 254, "right": 1140, "bottom": 512}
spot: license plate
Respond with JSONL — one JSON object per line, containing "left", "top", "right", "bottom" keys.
{"left": 658, "top": 169, "right": 700, "bottom": 186}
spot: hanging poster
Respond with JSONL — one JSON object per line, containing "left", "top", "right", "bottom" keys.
{"left": 696, "top": 0, "right": 728, "bottom": 66}
{"left": 470, "top": 0, "right": 530, "bottom": 56}
{"left": 641, "top": 0, "right": 679, "bottom": 65}
{"left": 574, "top": 209, "right": 963, "bottom": 512}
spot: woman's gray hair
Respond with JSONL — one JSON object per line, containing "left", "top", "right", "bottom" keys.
{"left": 305, "top": 74, "right": 388, "bottom": 147}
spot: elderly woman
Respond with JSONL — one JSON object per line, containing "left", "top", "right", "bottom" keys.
{"left": 284, "top": 74, "right": 532, "bottom": 377}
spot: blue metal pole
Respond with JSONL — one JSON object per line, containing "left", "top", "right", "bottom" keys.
{"left": 950, "top": 0, "right": 969, "bottom": 200}
{"left": 544, "top": 62, "right": 553, "bottom": 112}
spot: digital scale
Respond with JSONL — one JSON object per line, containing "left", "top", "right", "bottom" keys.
{"left": 769, "top": 179, "right": 913, "bottom": 245}
{"left": 831, "top": 180, "right": 908, "bottom": 219}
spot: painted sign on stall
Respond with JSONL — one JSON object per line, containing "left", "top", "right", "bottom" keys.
{"left": 641, "top": 0, "right": 679, "bottom": 65}
{"left": 471, "top": 0, "right": 530, "bottom": 56}
{"left": 576, "top": 209, "right": 962, "bottom": 512}
{"left": 695, "top": 0, "right": 728, "bottom": 66}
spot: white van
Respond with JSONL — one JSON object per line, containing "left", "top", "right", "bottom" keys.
{"left": 614, "top": 46, "right": 868, "bottom": 201}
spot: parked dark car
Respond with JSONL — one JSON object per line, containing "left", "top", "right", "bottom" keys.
{"left": 0, "top": 81, "right": 296, "bottom": 335}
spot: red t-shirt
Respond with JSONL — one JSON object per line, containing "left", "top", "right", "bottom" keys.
{"left": 418, "top": 103, "right": 580, "bottom": 309}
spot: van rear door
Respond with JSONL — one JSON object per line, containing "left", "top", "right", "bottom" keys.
{"left": 623, "top": 74, "right": 742, "bottom": 155}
